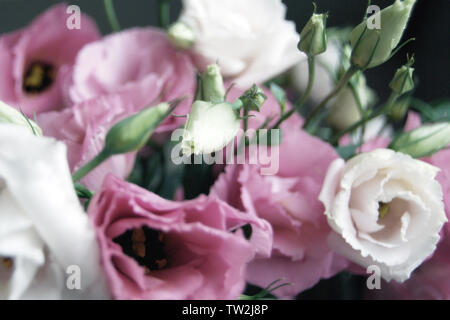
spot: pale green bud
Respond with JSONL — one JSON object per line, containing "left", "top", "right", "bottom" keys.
{"left": 390, "top": 122, "right": 450, "bottom": 158}
{"left": 240, "top": 85, "right": 267, "bottom": 111}
{"left": 298, "top": 13, "right": 328, "bottom": 56}
{"left": 350, "top": 0, "right": 416, "bottom": 69}
{"left": 200, "top": 64, "right": 226, "bottom": 103}
{"left": 389, "top": 63, "right": 415, "bottom": 95}
{"left": 0, "top": 100, "right": 42, "bottom": 135}
{"left": 104, "top": 103, "right": 170, "bottom": 155}
{"left": 182, "top": 100, "right": 240, "bottom": 156}
{"left": 167, "top": 22, "right": 195, "bottom": 50}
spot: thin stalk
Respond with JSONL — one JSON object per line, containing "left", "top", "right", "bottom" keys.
{"left": 303, "top": 65, "right": 359, "bottom": 130}
{"left": 103, "top": 0, "right": 121, "bottom": 32}
{"left": 158, "top": 0, "right": 171, "bottom": 29}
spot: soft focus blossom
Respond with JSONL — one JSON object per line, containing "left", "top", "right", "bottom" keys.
{"left": 177, "top": 0, "right": 303, "bottom": 87}
{"left": 88, "top": 175, "right": 271, "bottom": 300}
{"left": 0, "top": 4, "right": 100, "bottom": 115}
{"left": 319, "top": 148, "right": 447, "bottom": 282}
{"left": 37, "top": 94, "right": 137, "bottom": 192}
{"left": 69, "top": 28, "right": 196, "bottom": 130}
{"left": 211, "top": 88, "right": 348, "bottom": 297}
{"left": 0, "top": 124, "right": 108, "bottom": 299}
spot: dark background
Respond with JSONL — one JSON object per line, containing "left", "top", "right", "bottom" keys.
{"left": 0, "top": 0, "right": 449, "bottom": 103}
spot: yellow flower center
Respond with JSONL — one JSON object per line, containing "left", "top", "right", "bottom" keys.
{"left": 23, "top": 61, "right": 56, "bottom": 94}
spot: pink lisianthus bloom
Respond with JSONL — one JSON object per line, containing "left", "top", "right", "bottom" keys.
{"left": 344, "top": 112, "right": 450, "bottom": 299}
{"left": 211, "top": 87, "right": 349, "bottom": 298}
{"left": 68, "top": 28, "right": 196, "bottom": 131}
{"left": 37, "top": 94, "right": 137, "bottom": 191}
{"left": 88, "top": 174, "right": 271, "bottom": 300}
{"left": 0, "top": 4, "right": 100, "bottom": 115}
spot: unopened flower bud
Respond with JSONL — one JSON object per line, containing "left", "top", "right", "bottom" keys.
{"left": 298, "top": 13, "right": 328, "bottom": 56}
{"left": 182, "top": 100, "right": 240, "bottom": 155}
{"left": 200, "top": 64, "right": 226, "bottom": 103}
{"left": 240, "top": 85, "right": 267, "bottom": 111}
{"left": 104, "top": 103, "right": 170, "bottom": 155}
{"left": 0, "top": 100, "right": 42, "bottom": 135}
{"left": 389, "top": 62, "right": 415, "bottom": 95}
{"left": 167, "top": 21, "right": 195, "bottom": 50}
{"left": 350, "top": 0, "right": 416, "bottom": 69}
{"left": 390, "top": 122, "right": 450, "bottom": 158}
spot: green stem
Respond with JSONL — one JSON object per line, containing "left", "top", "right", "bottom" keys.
{"left": 103, "top": 0, "right": 121, "bottom": 32}
{"left": 303, "top": 65, "right": 359, "bottom": 130}
{"left": 158, "top": 0, "right": 171, "bottom": 29}
{"left": 332, "top": 92, "right": 399, "bottom": 144}
{"left": 72, "top": 151, "right": 110, "bottom": 183}
{"left": 272, "top": 55, "right": 316, "bottom": 129}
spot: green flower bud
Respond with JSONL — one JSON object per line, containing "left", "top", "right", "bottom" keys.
{"left": 350, "top": 0, "right": 416, "bottom": 69}
{"left": 389, "top": 63, "right": 415, "bottom": 95}
{"left": 0, "top": 100, "right": 42, "bottom": 135}
{"left": 240, "top": 84, "right": 267, "bottom": 111}
{"left": 390, "top": 122, "right": 450, "bottom": 158}
{"left": 182, "top": 100, "right": 240, "bottom": 155}
{"left": 200, "top": 64, "right": 226, "bottom": 103}
{"left": 104, "top": 103, "right": 170, "bottom": 155}
{"left": 298, "top": 13, "right": 328, "bottom": 56}
{"left": 167, "top": 22, "right": 195, "bottom": 50}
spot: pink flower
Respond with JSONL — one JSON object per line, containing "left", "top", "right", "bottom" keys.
{"left": 37, "top": 94, "right": 137, "bottom": 191}
{"left": 0, "top": 4, "right": 100, "bottom": 115}
{"left": 88, "top": 174, "right": 270, "bottom": 300}
{"left": 68, "top": 28, "right": 196, "bottom": 131}
{"left": 211, "top": 88, "right": 348, "bottom": 297}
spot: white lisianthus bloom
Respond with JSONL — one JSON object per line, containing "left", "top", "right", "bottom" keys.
{"left": 177, "top": 0, "right": 303, "bottom": 87}
{"left": 182, "top": 100, "right": 240, "bottom": 155}
{"left": 319, "top": 148, "right": 447, "bottom": 282}
{"left": 0, "top": 124, "right": 109, "bottom": 299}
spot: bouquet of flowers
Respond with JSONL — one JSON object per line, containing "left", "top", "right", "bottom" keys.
{"left": 0, "top": 0, "right": 449, "bottom": 300}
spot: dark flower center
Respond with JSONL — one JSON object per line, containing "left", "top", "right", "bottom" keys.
{"left": 22, "top": 61, "right": 56, "bottom": 94}
{"left": 113, "top": 226, "right": 168, "bottom": 275}
{"left": 1, "top": 257, "right": 13, "bottom": 270}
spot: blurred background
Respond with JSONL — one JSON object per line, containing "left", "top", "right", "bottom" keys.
{"left": 0, "top": 0, "right": 448, "bottom": 104}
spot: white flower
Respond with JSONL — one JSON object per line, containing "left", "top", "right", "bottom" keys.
{"left": 182, "top": 100, "right": 240, "bottom": 155}
{"left": 0, "top": 124, "right": 108, "bottom": 299}
{"left": 319, "top": 148, "right": 447, "bottom": 282}
{"left": 177, "top": 0, "right": 303, "bottom": 87}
